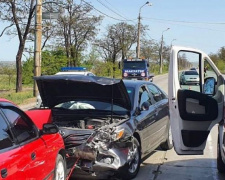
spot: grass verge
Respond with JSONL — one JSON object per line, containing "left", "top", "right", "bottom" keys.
{"left": 0, "top": 89, "right": 35, "bottom": 105}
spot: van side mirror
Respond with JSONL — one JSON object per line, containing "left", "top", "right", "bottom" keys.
{"left": 204, "top": 77, "right": 216, "bottom": 95}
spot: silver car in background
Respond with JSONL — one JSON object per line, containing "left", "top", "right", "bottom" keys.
{"left": 180, "top": 70, "right": 199, "bottom": 85}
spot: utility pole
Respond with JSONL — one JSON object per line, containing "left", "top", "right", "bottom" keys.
{"left": 159, "top": 28, "right": 170, "bottom": 74}
{"left": 136, "top": 1, "right": 151, "bottom": 59}
{"left": 33, "top": 0, "right": 42, "bottom": 97}
{"left": 137, "top": 12, "right": 141, "bottom": 58}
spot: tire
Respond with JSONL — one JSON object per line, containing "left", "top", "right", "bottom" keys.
{"left": 120, "top": 138, "right": 141, "bottom": 180}
{"left": 217, "top": 135, "right": 225, "bottom": 173}
{"left": 180, "top": 79, "right": 184, "bottom": 85}
{"left": 54, "top": 154, "right": 66, "bottom": 180}
{"left": 160, "top": 124, "right": 173, "bottom": 150}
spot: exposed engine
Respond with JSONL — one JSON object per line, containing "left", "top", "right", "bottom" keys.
{"left": 51, "top": 110, "right": 132, "bottom": 174}
{"left": 53, "top": 115, "right": 119, "bottom": 130}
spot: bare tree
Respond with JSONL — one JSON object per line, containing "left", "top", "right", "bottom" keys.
{"left": 0, "top": 0, "right": 36, "bottom": 92}
{"left": 95, "top": 28, "right": 121, "bottom": 63}
{"left": 55, "top": 0, "right": 102, "bottom": 66}
{"left": 96, "top": 22, "right": 140, "bottom": 63}
{"left": 116, "top": 22, "right": 138, "bottom": 59}
{"left": 141, "top": 39, "right": 160, "bottom": 62}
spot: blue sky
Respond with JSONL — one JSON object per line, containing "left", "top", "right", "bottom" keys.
{"left": 0, "top": 0, "right": 225, "bottom": 61}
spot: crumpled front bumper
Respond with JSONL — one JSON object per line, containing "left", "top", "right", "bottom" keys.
{"left": 67, "top": 140, "right": 133, "bottom": 174}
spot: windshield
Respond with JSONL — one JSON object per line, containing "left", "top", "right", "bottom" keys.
{"left": 54, "top": 100, "right": 128, "bottom": 112}
{"left": 123, "top": 61, "right": 146, "bottom": 69}
{"left": 184, "top": 71, "right": 198, "bottom": 75}
{"left": 126, "top": 87, "right": 135, "bottom": 108}
{"left": 53, "top": 86, "right": 134, "bottom": 112}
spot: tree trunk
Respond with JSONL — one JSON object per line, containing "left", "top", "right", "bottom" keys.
{"left": 16, "top": 45, "right": 24, "bottom": 92}
{"left": 122, "top": 51, "right": 125, "bottom": 60}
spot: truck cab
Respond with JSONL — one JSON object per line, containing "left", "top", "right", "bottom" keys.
{"left": 121, "top": 59, "right": 153, "bottom": 81}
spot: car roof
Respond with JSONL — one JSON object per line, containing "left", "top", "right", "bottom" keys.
{"left": 55, "top": 71, "right": 94, "bottom": 75}
{"left": 184, "top": 70, "right": 197, "bottom": 72}
{"left": 123, "top": 80, "right": 153, "bottom": 88}
{"left": 0, "top": 99, "right": 17, "bottom": 107}
{"left": 0, "top": 98, "right": 12, "bottom": 103}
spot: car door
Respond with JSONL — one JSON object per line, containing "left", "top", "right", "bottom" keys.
{"left": 135, "top": 85, "right": 157, "bottom": 153}
{"left": 168, "top": 46, "right": 224, "bottom": 155}
{"left": 1, "top": 104, "right": 54, "bottom": 179}
{"left": 147, "top": 84, "right": 169, "bottom": 146}
{"left": 0, "top": 111, "right": 26, "bottom": 179}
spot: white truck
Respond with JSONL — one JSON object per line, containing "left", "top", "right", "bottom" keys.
{"left": 169, "top": 46, "right": 225, "bottom": 172}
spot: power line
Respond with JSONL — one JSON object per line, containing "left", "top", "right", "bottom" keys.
{"left": 96, "top": 0, "right": 132, "bottom": 21}
{"left": 81, "top": 0, "right": 135, "bottom": 22}
{"left": 147, "top": 19, "right": 225, "bottom": 32}
{"left": 143, "top": 17, "right": 225, "bottom": 25}
{"left": 103, "top": 0, "right": 130, "bottom": 19}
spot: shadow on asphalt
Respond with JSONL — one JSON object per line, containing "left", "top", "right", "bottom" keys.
{"left": 70, "top": 149, "right": 225, "bottom": 180}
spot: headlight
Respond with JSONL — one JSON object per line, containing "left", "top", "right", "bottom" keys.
{"left": 123, "top": 72, "right": 128, "bottom": 77}
{"left": 141, "top": 72, "right": 145, "bottom": 77}
{"left": 112, "top": 129, "right": 124, "bottom": 141}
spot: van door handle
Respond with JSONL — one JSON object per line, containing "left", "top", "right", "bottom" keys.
{"left": 1, "top": 168, "right": 7, "bottom": 178}
{"left": 31, "top": 152, "right": 36, "bottom": 160}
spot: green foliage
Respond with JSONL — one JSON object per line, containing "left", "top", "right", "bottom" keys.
{"left": 209, "top": 46, "right": 225, "bottom": 73}
{"left": 0, "top": 65, "right": 16, "bottom": 90}
{"left": 93, "top": 61, "right": 121, "bottom": 78}
{"left": 215, "top": 60, "right": 225, "bottom": 74}
{"left": 22, "top": 57, "right": 34, "bottom": 84}
{"left": 41, "top": 50, "right": 68, "bottom": 75}
{"left": 0, "top": 74, "right": 16, "bottom": 90}
{"left": 22, "top": 49, "right": 68, "bottom": 84}
{"left": 149, "top": 63, "right": 169, "bottom": 75}
{"left": 0, "top": 90, "right": 33, "bottom": 105}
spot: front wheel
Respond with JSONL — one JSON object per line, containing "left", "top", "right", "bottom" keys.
{"left": 54, "top": 154, "right": 66, "bottom": 180}
{"left": 120, "top": 138, "right": 141, "bottom": 180}
{"left": 217, "top": 135, "right": 225, "bottom": 173}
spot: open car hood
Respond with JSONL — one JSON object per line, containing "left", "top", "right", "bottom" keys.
{"left": 34, "top": 75, "right": 131, "bottom": 110}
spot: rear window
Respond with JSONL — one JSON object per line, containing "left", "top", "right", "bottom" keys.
{"left": 185, "top": 71, "right": 198, "bottom": 75}
{"left": 123, "top": 61, "right": 146, "bottom": 69}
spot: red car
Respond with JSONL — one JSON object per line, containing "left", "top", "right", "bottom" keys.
{"left": 0, "top": 99, "right": 66, "bottom": 180}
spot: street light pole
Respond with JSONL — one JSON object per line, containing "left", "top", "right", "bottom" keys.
{"left": 33, "top": 0, "right": 42, "bottom": 96}
{"left": 136, "top": 1, "right": 151, "bottom": 58}
{"left": 159, "top": 28, "right": 170, "bottom": 74}
{"left": 171, "top": 38, "right": 176, "bottom": 47}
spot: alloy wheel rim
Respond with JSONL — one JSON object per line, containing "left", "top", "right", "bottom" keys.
{"left": 128, "top": 143, "right": 139, "bottom": 173}
{"left": 55, "top": 161, "right": 65, "bottom": 180}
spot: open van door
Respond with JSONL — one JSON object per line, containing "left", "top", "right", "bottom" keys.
{"left": 168, "top": 46, "right": 224, "bottom": 155}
